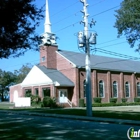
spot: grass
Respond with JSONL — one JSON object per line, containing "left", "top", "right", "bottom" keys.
{"left": 29, "top": 108, "right": 140, "bottom": 121}
{"left": 0, "top": 102, "right": 14, "bottom": 109}
{"left": 0, "top": 102, "right": 140, "bottom": 121}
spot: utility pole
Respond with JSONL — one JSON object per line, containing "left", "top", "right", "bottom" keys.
{"left": 78, "top": 0, "right": 97, "bottom": 117}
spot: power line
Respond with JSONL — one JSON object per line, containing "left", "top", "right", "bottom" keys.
{"left": 52, "top": 0, "right": 107, "bottom": 26}
{"left": 97, "top": 41, "right": 127, "bottom": 49}
{"left": 90, "top": 5, "right": 119, "bottom": 18}
{"left": 97, "top": 37, "right": 125, "bottom": 46}
{"left": 54, "top": 5, "right": 120, "bottom": 33}
{"left": 93, "top": 48, "right": 140, "bottom": 60}
{"left": 50, "top": 1, "right": 79, "bottom": 18}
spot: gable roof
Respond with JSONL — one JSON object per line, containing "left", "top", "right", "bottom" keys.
{"left": 36, "top": 65, "right": 74, "bottom": 87}
{"left": 21, "top": 65, "right": 53, "bottom": 87}
{"left": 57, "top": 50, "right": 140, "bottom": 73}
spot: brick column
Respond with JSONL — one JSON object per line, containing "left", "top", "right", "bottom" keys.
{"left": 131, "top": 73, "right": 136, "bottom": 102}
{"left": 39, "top": 86, "right": 42, "bottom": 99}
{"left": 120, "top": 72, "right": 124, "bottom": 98}
{"left": 31, "top": 86, "right": 34, "bottom": 95}
{"left": 107, "top": 71, "right": 111, "bottom": 102}
{"left": 93, "top": 70, "right": 97, "bottom": 98}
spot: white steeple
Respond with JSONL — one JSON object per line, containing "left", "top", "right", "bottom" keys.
{"left": 44, "top": 0, "right": 51, "bottom": 33}
{"left": 40, "top": 0, "right": 57, "bottom": 46}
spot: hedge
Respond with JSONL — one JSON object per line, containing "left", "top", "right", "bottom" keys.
{"left": 92, "top": 102, "right": 140, "bottom": 107}
{"left": 93, "top": 97, "right": 102, "bottom": 103}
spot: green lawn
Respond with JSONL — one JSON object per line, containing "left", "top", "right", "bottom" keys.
{"left": 0, "top": 102, "right": 140, "bottom": 121}
{"left": 29, "top": 108, "right": 140, "bottom": 121}
{"left": 0, "top": 102, "right": 14, "bottom": 109}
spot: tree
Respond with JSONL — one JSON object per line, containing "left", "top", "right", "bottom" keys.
{"left": 0, "top": 0, "right": 44, "bottom": 58}
{"left": 14, "top": 63, "right": 32, "bottom": 83}
{"left": 114, "top": 0, "right": 140, "bottom": 51}
{"left": 0, "top": 70, "right": 16, "bottom": 101}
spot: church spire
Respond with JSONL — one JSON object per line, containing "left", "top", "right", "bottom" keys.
{"left": 40, "top": 0, "right": 57, "bottom": 46}
{"left": 44, "top": 0, "right": 51, "bottom": 33}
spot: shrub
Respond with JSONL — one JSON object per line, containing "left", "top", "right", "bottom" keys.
{"left": 92, "top": 102, "right": 140, "bottom": 107}
{"left": 79, "top": 98, "right": 84, "bottom": 107}
{"left": 42, "top": 96, "right": 57, "bottom": 108}
{"left": 110, "top": 98, "right": 117, "bottom": 103}
{"left": 93, "top": 97, "right": 102, "bottom": 103}
{"left": 25, "top": 92, "right": 41, "bottom": 105}
{"left": 134, "top": 97, "right": 140, "bottom": 103}
{"left": 122, "top": 98, "right": 127, "bottom": 103}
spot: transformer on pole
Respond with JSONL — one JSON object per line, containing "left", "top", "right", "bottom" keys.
{"left": 78, "top": 0, "right": 97, "bottom": 117}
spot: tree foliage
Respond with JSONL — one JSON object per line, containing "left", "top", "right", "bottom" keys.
{"left": 0, "top": 63, "right": 32, "bottom": 101}
{"left": 14, "top": 63, "right": 32, "bottom": 83}
{"left": 0, "top": 70, "right": 16, "bottom": 100}
{"left": 0, "top": 0, "right": 44, "bottom": 58}
{"left": 114, "top": 0, "right": 140, "bottom": 51}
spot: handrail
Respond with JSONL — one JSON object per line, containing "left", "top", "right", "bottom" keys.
{"left": 66, "top": 97, "right": 72, "bottom": 108}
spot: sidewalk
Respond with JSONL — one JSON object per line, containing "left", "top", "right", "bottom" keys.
{"left": 0, "top": 109, "right": 140, "bottom": 126}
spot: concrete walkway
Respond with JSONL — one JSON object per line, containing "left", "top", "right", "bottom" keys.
{"left": 0, "top": 106, "right": 140, "bottom": 126}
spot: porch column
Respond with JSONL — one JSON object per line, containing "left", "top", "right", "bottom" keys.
{"left": 93, "top": 70, "right": 97, "bottom": 97}
{"left": 120, "top": 72, "right": 124, "bottom": 98}
{"left": 31, "top": 86, "right": 34, "bottom": 95}
{"left": 107, "top": 71, "right": 111, "bottom": 102}
{"left": 38, "top": 86, "right": 42, "bottom": 99}
{"left": 131, "top": 73, "right": 136, "bottom": 102}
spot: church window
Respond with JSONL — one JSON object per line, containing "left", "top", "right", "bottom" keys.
{"left": 137, "top": 82, "right": 140, "bottom": 97}
{"left": 125, "top": 82, "right": 130, "bottom": 97}
{"left": 99, "top": 80, "right": 105, "bottom": 98}
{"left": 113, "top": 81, "right": 118, "bottom": 98}
{"left": 42, "top": 56, "right": 45, "bottom": 62}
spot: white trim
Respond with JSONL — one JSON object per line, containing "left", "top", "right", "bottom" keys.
{"left": 21, "top": 82, "right": 53, "bottom": 88}
{"left": 56, "top": 51, "right": 77, "bottom": 67}
{"left": 54, "top": 81, "right": 60, "bottom": 86}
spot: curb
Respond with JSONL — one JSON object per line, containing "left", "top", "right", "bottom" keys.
{"left": 1, "top": 110, "right": 140, "bottom": 126}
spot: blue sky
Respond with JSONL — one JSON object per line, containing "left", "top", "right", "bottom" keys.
{"left": 0, "top": 0, "right": 140, "bottom": 72}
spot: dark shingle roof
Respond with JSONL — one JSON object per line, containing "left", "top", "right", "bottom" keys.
{"left": 58, "top": 50, "right": 140, "bottom": 73}
{"left": 37, "top": 65, "right": 74, "bottom": 86}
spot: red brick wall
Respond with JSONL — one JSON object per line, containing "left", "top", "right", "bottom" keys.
{"left": 56, "top": 52, "right": 79, "bottom": 106}
{"left": 78, "top": 69, "right": 140, "bottom": 104}
{"left": 40, "top": 45, "right": 58, "bottom": 69}
{"left": 10, "top": 84, "right": 22, "bottom": 103}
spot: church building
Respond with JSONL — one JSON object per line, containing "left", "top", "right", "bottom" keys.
{"left": 10, "top": 0, "right": 140, "bottom": 107}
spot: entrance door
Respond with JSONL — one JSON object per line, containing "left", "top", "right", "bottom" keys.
{"left": 59, "top": 89, "right": 68, "bottom": 103}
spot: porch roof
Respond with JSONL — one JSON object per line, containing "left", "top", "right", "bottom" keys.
{"left": 36, "top": 65, "right": 74, "bottom": 87}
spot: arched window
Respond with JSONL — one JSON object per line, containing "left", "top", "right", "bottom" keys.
{"left": 125, "top": 82, "right": 130, "bottom": 97}
{"left": 137, "top": 82, "right": 140, "bottom": 97}
{"left": 113, "top": 81, "right": 118, "bottom": 98}
{"left": 83, "top": 80, "right": 86, "bottom": 97}
{"left": 99, "top": 80, "right": 105, "bottom": 98}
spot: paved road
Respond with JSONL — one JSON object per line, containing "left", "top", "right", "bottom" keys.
{"left": 0, "top": 112, "right": 139, "bottom": 140}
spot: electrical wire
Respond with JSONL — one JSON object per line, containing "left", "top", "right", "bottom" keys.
{"left": 54, "top": 5, "right": 120, "bottom": 33}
